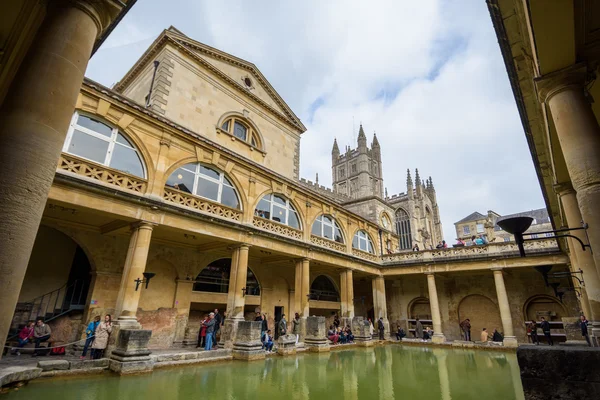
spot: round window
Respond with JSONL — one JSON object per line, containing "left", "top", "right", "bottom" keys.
{"left": 382, "top": 214, "right": 391, "bottom": 229}
{"left": 244, "top": 77, "right": 252, "bottom": 87}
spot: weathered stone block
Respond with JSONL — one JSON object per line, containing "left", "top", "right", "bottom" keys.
{"left": 277, "top": 334, "right": 297, "bottom": 356}
{"left": 232, "top": 321, "right": 264, "bottom": 361}
{"left": 562, "top": 317, "right": 586, "bottom": 344}
{"left": 109, "top": 359, "right": 154, "bottom": 375}
{"left": 68, "top": 358, "right": 109, "bottom": 370}
{"left": 111, "top": 329, "right": 152, "bottom": 358}
{"left": 518, "top": 346, "right": 600, "bottom": 400}
{"left": 352, "top": 317, "right": 374, "bottom": 347}
{"left": 305, "top": 316, "right": 330, "bottom": 352}
{"left": 37, "top": 360, "right": 69, "bottom": 371}
{"left": 0, "top": 367, "right": 42, "bottom": 387}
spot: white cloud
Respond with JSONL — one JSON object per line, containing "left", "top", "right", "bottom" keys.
{"left": 87, "top": 0, "right": 545, "bottom": 242}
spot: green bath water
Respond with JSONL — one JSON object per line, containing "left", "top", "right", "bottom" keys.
{"left": 5, "top": 346, "right": 524, "bottom": 400}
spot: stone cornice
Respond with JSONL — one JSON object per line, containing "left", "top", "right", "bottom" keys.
{"left": 534, "top": 63, "right": 588, "bottom": 103}
{"left": 65, "top": 0, "right": 126, "bottom": 42}
{"left": 553, "top": 182, "right": 575, "bottom": 196}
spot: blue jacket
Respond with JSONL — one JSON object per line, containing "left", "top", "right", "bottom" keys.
{"left": 86, "top": 321, "right": 99, "bottom": 338}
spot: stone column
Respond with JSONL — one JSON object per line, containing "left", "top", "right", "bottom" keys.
{"left": 425, "top": 272, "right": 446, "bottom": 343}
{"left": 173, "top": 279, "right": 194, "bottom": 344}
{"left": 340, "top": 269, "right": 355, "bottom": 319}
{"left": 295, "top": 258, "right": 310, "bottom": 317}
{"left": 230, "top": 244, "right": 250, "bottom": 321}
{"left": 114, "top": 221, "right": 155, "bottom": 328}
{"left": 372, "top": 276, "right": 390, "bottom": 338}
{"left": 536, "top": 64, "right": 600, "bottom": 278}
{"left": 556, "top": 183, "right": 600, "bottom": 344}
{"left": 492, "top": 269, "right": 518, "bottom": 347}
{"left": 0, "top": 0, "right": 113, "bottom": 358}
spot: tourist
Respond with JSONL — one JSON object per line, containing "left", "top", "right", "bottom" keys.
{"left": 442, "top": 240, "right": 447, "bottom": 248}
{"left": 580, "top": 315, "right": 591, "bottom": 347}
{"left": 423, "top": 327, "right": 432, "bottom": 341}
{"left": 81, "top": 315, "right": 101, "bottom": 359}
{"left": 377, "top": 317, "right": 385, "bottom": 340}
{"left": 203, "top": 312, "right": 216, "bottom": 351}
{"left": 261, "top": 314, "right": 268, "bottom": 336}
{"left": 455, "top": 238, "right": 465, "bottom": 247}
{"left": 481, "top": 328, "right": 489, "bottom": 342}
{"left": 492, "top": 328, "right": 503, "bottom": 342}
{"left": 540, "top": 317, "right": 553, "bottom": 346}
{"left": 339, "top": 327, "right": 347, "bottom": 344}
{"left": 395, "top": 327, "right": 406, "bottom": 341}
{"left": 415, "top": 317, "right": 424, "bottom": 339}
{"left": 197, "top": 314, "right": 208, "bottom": 348}
{"left": 460, "top": 318, "right": 471, "bottom": 341}
{"left": 292, "top": 313, "right": 300, "bottom": 345}
{"left": 368, "top": 318, "right": 374, "bottom": 338}
{"left": 480, "top": 235, "right": 488, "bottom": 244}
{"left": 264, "top": 330, "right": 274, "bottom": 352}
{"left": 279, "top": 313, "right": 287, "bottom": 336}
{"left": 436, "top": 241, "right": 444, "bottom": 249}
{"left": 32, "top": 318, "right": 51, "bottom": 357}
{"left": 12, "top": 321, "right": 34, "bottom": 356}
{"left": 213, "top": 308, "right": 222, "bottom": 348}
{"left": 345, "top": 326, "right": 354, "bottom": 343}
{"left": 254, "top": 312, "right": 262, "bottom": 322}
{"left": 528, "top": 320, "right": 539, "bottom": 345}
{"left": 333, "top": 314, "right": 340, "bottom": 329}
{"left": 328, "top": 325, "right": 339, "bottom": 344}
{"left": 412, "top": 244, "right": 419, "bottom": 252}
{"left": 91, "top": 314, "right": 112, "bottom": 359}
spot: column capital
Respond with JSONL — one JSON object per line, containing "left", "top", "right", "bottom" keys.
{"left": 424, "top": 271, "right": 435, "bottom": 276}
{"left": 490, "top": 267, "right": 504, "bottom": 273}
{"left": 553, "top": 182, "right": 575, "bottom": 197}
{"left": 535, "top": 63, "right": 589, "bottom": 103}
{"left": 131, "top": 220, "right": 157, "bottom": 231}
{"left": 65, "top": 0, "right": 126, "bottom": 38}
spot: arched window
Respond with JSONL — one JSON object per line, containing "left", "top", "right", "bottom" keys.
{"left": 193, "top": 258, "right": 260, "bottom": 295}
{"left": 166, "top": 163, "right": 240, "bottom": 209}
{"left": 396, "top": 208, "right": 412, "bottom": 250}
{"left": 352, "top": 230, "right": 375, "bottom": 253}
{"left": 63, "top": 112, "right": 145, "bottom": 178}
{"left": 219, "top": 115, "right": 262, "bottom": 149}
{"left": 254, "top": 194, "right": 301, "bottom": 229}
{"left": 311, "top": 215, "right": 343, "bottom": 243}
{"left": 310, "top": 275, "right": 340, "bottom": 302}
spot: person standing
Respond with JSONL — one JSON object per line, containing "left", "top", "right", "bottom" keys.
{"left": 11, "top": 321, "right": 34, "bottom": 356}
{"left": 32, "top": 318, "right": 51, "bottom": 357}
{"left": 415, "top": 317, "right": 424, "bottom": 339}
{"left": 333, "top": 314, "right": 340, "bottom": 330}
{"left": 213, "top": 309, "right": 222, "bottom": 348}
{"left": 203, "top": 312, "right": 216, "bottom": 351}
{"left": 528, "top": 320, "right": 539, "bottom": 344}
{"left": 91, "top": 314, "right": 112, "bottom": 359}
{"left": 580, "top": 315, "right": 591, "bottom": 347}
{"left": 261, "top": 314, "right": 268, "bottom": 338}
{"left": 197, "top": 314, "right": 208, "bottom": 348}
{"left": 279, "top": 314, "right": 287, "bottom": 336}
{"left": 460, "top": 318, "right": 471, "bottom": 341}
{"left": 292, "top": 313, "right": 300, "bottom": 345}
{"left": 81, "top": 316, "right": 100, "bottom": 359}
{"left": 540, "top": 317, "right": 553, "bottom": 346}
{"left": 377, "top": 317, "right": 385, "bottom": 340}
{"left": 368, "top": 318, "right": 374, "bottom": 338}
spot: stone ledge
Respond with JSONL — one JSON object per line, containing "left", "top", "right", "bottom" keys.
{"left": 154, "top": 355, "right": 232, "bottom": 369}
{"left": 40, "top": 367, "right": 106, "bottom": 378}
{"left": 0, "top": 366, "right": 42, "bottom": 388}
{"left": 37, "top": 360, "right": 69, "bottom": 371}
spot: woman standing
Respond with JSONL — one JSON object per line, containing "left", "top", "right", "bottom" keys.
{"left": 368, "top": 318, "right": 374, "bottom": 338}
{"left": 91, "top": 314, "right": 113, "bottom": 359}
{"left": 292, "top": 313, "right": 300, "bottom": 345}
{"left": 197, "top": 314, "right": 208, "bottom": 348}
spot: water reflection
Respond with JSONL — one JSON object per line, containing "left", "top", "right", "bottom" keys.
{"left": 7, "top": 346, "right": 524, "bottom": 400}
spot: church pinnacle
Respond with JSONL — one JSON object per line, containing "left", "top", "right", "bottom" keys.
{"left": 415, "top": 168, "right": 421, "bottom": 185}
{"left": 372, "top": 132, "right": 380, "bottom": 148}
{"left": 332, "top": 138, "right": 339, "bottom": 155}
{"left": 406, "top": 169, "right": 413, "bottom": 186}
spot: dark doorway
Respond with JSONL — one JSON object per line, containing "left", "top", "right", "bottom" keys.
{"left": 274, "top": 306, "right": 284, "bottom": 339}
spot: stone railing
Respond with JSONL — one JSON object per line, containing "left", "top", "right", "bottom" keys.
{"left": 310, "top": 235, "right": 346, "bottom": 252}
{"left": 253, "top": 216, "right": 303, "bottom": 240}
{"left": 57, "top": 153, "right": 147, "bottom": 193}
{"left": 382, "top": 238, "right": 560, "bottom": 265}
{"left": 352, "top": 248, "right": 380, "bottom": 262}
{"left": 164, "top": 187, "right": 242, "bottom": 221}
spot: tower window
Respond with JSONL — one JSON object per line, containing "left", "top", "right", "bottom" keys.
{"left": 351, "top": 163, "right": 357, "bottom": 173}
{"left": 396, "top": 208, "right": 412, "bottom": 250}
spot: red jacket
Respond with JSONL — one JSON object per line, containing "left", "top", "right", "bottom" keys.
{"left": 18, "top": 326, "right": 34, "bottom": 340}
{"left": 200, "top": 319, "right": 208, "bottom": 337}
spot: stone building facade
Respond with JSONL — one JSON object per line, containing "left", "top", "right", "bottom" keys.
{"left": 1, "top": 26, "right": 587, "bottom": 355}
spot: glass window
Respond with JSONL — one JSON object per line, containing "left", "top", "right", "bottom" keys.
{"left": 311, "top": 215, "right": 344, "bottom": 243}
{"left": 476, "top": 223, "right": 484, "bottom": 233}
{"left": 396, "top": 208, "right": 412, "bottom": 250}
{"left": 165, "top": 163, "right": 241, "bottom": 209}
{"left": 63, "top": 112, "right": 146, "bottom": 178}
{"left": 233, "top": 121, "right": 247, "bottom": 141}
{"left": 353, "top": 230, "right": 375, "bottom": 253}
{"left": 254, "top": 193, "right": 301, "bottom": 230}
{"left": 194, "top": 258, "right": 260, "bottom": 295}
{"left": 221, "top": 120, "right": 230, "bottom": 132}
{"left": 463, "top": 226, "right": 470, "bottom": 235}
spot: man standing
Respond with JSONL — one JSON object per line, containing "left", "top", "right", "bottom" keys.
{"left": 203, "top": 313, "right": 216, "bottom": 351}
{"left": 415, "top": 317, "right": 424, "bottom": 339}
{"left": 292, "top": 313, "right": 300, "bottom": 345}
{"left": 279, "top": 313, "right": 287, "bottom": 336}
{"left": 460, "top": 318, "right": 471, "bottom": 341}
{"left": 377, "top": 317, "right": 385, "bottom": 340}
{"left": 540, "top": 317, "right": 553, "bottom": 346}
{"left": 580, "top": 315, "right": 591, "bottom": 347}
{"left": 32, "top": 318, "right": 51, "bottom": 357}
{"left": 81, "top": 315, "right": 100, "bottom": 359}
{"left": 213, "top": 309, "right": 222, "bottom": 348}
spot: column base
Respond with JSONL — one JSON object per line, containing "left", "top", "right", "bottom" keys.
{"left": 231, "top": 321, "right": 264, "bottom": 361}
{"left": 108, "top": 329, "right": 153, "bottom": 375}
{"left": 503, "top": 336, "right": 518, "bottom": 348}
{"left": 305, "top": 316, "right": 330, "bottom": 352}
{"left": 276, "top": 334, "right": 297, "bottom": 356}
{"left": 432, "top": 334, "right": 446, "bottom": 344}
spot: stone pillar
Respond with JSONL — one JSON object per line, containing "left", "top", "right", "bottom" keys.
{"left": 230, "top": 244, "right": 250, "bottom": 321}
{"left": 232, "top": 321, "right": 264, "bottom": 361}
{"left": 492, "top": 269, "right": 518, "bottom": 347}
{"left": 340, "top": 269, "right": 355, "bottom": 320}
{"left": 556, "top": 183, "right": 600, "bottom": 345}
{"left": 352, "top": 316, "right": 374, "bottom": 347}
{"left": 114, "top": 221, "right": 155, "bottom": 328}
{"left": 295, "top": 258, "right": 310, "bottom": 317}
{"left": 173, "top": 279, "right": 194, "bottom": 345}
{"left": 536, "top": 64, "right": 600, "bottom": 279}
{"left": 0, "top": 0, "right": 113, "bottom": 358}
{"left": 304, "top": 316, "right": 329, "bottom": 352}
{"left": 425, "top": 272, "right": 446, "bottom": 343}
{"left": 372, "top": 276, "right": 390, "bottom": 338}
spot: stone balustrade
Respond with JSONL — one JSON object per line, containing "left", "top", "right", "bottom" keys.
{"left": 310, "top": 234, "right": 346, "bottom": 252}
{"left": 164, "top": 187, "right": 242, "bottom": 221}
{"left": 253, "top": 216, "right": 303, "bottom": 240}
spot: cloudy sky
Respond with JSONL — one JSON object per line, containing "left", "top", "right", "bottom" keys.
{"left": 87, "top": 0, "right": 545, "bottom": 242}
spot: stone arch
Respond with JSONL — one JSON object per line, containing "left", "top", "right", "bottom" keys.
{"left": 458, "top": 294, "right": 502, "bottom": 337}
{"left": 408, "top": 297, "right": 431, "bottom": 319}
{"left": 138, "top": 258, "right": 178, "bottom": 311}
{"left": 310, "top": 213, "right": 347, "bottom": 243}
{"left": 310, "top": 274, "right": 340, "bottom": 302}
{"left": 350, "top": 227, "right": 378, "bottom": 254}
{"left": 252, "top": 189, "right": 305, "bottom": 230}
{"left": 523, "top": 294, "right": 568, "bottom": 321}
{"left": 193, "top": 258, "right": 261, "bottom": 296}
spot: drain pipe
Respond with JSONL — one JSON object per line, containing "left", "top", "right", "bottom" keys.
{"left": 378, "top": 229, "right": 383, "bottom": 256}
{"left": 145, "top": 60, "right": 160, "bottom": 108}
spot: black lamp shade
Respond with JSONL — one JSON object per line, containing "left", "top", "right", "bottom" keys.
{"left": 497, "top": 216, "right": 533, "bottom": 235}
{"left": 143, "top": 272, "right": 156, "bottom": 280}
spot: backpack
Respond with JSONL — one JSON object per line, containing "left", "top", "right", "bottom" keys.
{"left": 50, "top": 346, "right": 65, "bottom": 356}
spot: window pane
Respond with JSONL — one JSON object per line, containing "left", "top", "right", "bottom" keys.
{"left": 77, "top": 115, "right": 112, "bottom": 137}
{"left": 323, "top": 216, "right": 332, "bottom": 224}
{"left": 334, "top": 227, "right": 343, "bottom": 243}
{"left": 182, "top": 163, "right": 198, "bottom": 172}
{"left": 166, "top": 167, "right": 194, "bottom": 193}
{"left": 352, "top": 235, "right": 359, "bottom": 249}
{"left": 196, "top": 177, "right": 219, "bottom": 201}
{"left": 312, "top": 220, "right": 322, "bottom": 236}
{"left": 221, "top": 185, "right": 239, "bottom": 209}
{"left": 288, "top": 210, "right": 300, "bottom": 229}
{"left": 368, "top": 240, "right": 374, "bottom": 254}
{"left": 251, "top": 134, "right": 257, "bottom": 147}
{"left": 323, "top": 224, "right": 333, "bottom": 239}
{"left": 115, "top": 133, "right": 133, "bottom": 147}
{"left": 273, "top": 195, "right": 286, "bottom": 206}
{"left": 272, "top": 204, "right": 287, "bottom": 224}
{"left": 255, "top": 198, "right": 271, "bottom": 219}
{"left": 67, "top": 130, "right": 109, "bottom": 163}
{"left": 110, "top": 145, "right": 144, "bottom": 177}
{"left": 221, "top": 120, "right": 230, "bottom": 132}
{"left": 199, "top": 165, "right": 220, "bottom": 180}
{"left": 233, "top": 121, "right": 247, "bottom": 141}
{"left": 223, "top": 176, "right": 234, "bottom": 187}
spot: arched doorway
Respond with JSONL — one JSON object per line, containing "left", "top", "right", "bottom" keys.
{"left": 523, "top": 295, "right": 567, "bottom": 321}
{"left": 309, "top": 275, "right": 340, "bottom": 328}
{"left": 458, "top": 294, "right": 502, "bottom": 339}
{"left": 408, "top": 297, "right": 432, "bottom": 337}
